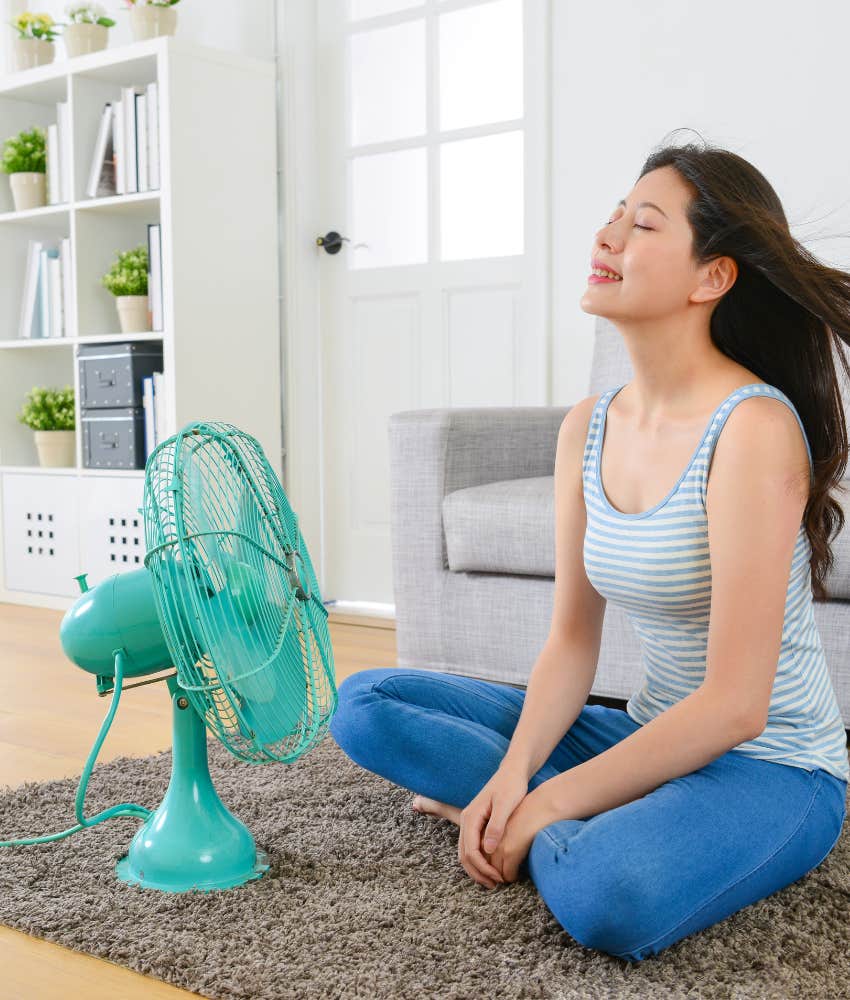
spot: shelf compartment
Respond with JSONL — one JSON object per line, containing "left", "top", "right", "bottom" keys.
{"left": 0, "top": 345, "right": 76, "bottom": 466}
{"left": 0, "top": 219, "right": 73, "bottom": 342}
{"left": 74, "top": 201, "right": 160, "bottom": 338}
{"left": 0, "top": 94, "right": 69, "bottom": 214}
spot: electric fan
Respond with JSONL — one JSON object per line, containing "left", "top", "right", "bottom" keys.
{"left": 0, "top": 420, "right": 337, "bottom": 893}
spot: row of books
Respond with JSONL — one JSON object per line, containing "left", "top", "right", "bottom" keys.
{"left": 16, "top": 222, "right": 164, "bottom": 338}
{"left": 87, "top": 82, "right": 160, "bottom": 198}
{"left": 143, "top": 371, "right": 166, "bottom": 460}
{"left": 17, "top": 239, "right": 73, "bottom": 338}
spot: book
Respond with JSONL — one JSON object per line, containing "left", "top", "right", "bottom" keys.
{"left": 18, "top": 240, "right": 42, "bottom": 339}
{"left": 153, "top": 370, "right": 164, "bottom": 445}
{"left": 136, "top": 92, "right": 148, "bottom": 193}
{"left": 121, "top": 85, "right": 139, "bottom": 193}
{"left": 47, "top": 123, "right": 60, "bottom": 205}
{"left": 57, "top": 100, "right": 71, "bottom": 203}
{"left": 48, "top": 254, "right": 62, "bottom": 337}
{"left": 60, "top": 237, "right": 73, "bottom": 337}
{"left": 38, "top": 248, "right": 50, "bottom": 338}
{"left": 147, "top": 81, "right": 160, "bottom": 189}
{"left": 114, "top": 99, "right": 124, "bottom": 194}
{"left": 147, "top": 223, "right": 163, "bottom": 330}
{"left": 143, "top": 375, "right": 155, "bottom": 458}
{"left": 86, "top": 103, "right": 115, "bottom": 198}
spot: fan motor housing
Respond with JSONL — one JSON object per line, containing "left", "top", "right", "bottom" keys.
{"left": 60, "top": 568, "right": 173, "bottom": 677}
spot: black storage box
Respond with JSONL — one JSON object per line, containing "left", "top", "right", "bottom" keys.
{"left": 78, "top": 341, "right": 163, "bottom": 410}
{"left": 82, "top": 406, "right": 146, "bottom": 469}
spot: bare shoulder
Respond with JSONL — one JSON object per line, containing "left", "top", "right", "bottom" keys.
{"left": 559, "top": 392, "right": 603, "bottom": 445}
{"left": 709, "top": 394, "right": 811, "bottom": 499}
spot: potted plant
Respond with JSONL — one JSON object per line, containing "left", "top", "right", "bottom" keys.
{"left": 102, "top": 243, "right": 150, "bottom": 332}
{"left": 123, "top": 0, "right": 179, "bottom": 41}
{"left": 18, "top": 385, "right": 76, "bottom": 468}
{"left": 8, "top": 12, "right": 59, "bottom": 71}
{"left": 1, "top": 127, "right": 48, "bottom": 211}
{"left": 61, "top": 3, "right": 116, "bottom": 57}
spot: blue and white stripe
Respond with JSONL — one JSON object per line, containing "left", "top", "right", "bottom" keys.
{"left": 583, "top": 381, "right": 849, "bottom": 783}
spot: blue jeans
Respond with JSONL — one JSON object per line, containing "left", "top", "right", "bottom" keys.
{"left": 328, "top": 667, "right": 848, "bottom": 963}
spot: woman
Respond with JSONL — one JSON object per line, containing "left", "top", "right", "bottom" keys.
{"left": 329, "top": 136, "right": 850, "bottom": 963}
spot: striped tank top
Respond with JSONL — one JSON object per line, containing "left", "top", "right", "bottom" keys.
{"left": 583, "top": 381, "right": 849, "bottom": 783}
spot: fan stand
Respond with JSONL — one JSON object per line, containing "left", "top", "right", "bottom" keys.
{"left": 116, "top": 673, "right": 270, "bottom": 893}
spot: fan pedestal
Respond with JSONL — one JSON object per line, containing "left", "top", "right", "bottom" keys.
{"left": 116, "top": 683, "right": 270, "bottom": 893}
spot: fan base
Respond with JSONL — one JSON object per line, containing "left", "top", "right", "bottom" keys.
{"left": 113, "top": 684, "right": 272, "bottom": 894}
{"left": 116, "top": 849, "right": 270, "bottom": 893}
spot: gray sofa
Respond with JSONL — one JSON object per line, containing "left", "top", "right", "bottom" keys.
{"left": 387, "top": 316, "right": 850, "bottom": 733}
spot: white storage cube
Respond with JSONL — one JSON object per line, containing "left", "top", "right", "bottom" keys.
{"left": 2, "top": 473, "right": 80, "bottom": 596}
{"left": 78, "top": 475, "right": 146, "bottom": 585}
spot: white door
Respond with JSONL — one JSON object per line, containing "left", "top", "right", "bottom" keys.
{"left": 312, "top": 0, "right": 549, "bottom": 608}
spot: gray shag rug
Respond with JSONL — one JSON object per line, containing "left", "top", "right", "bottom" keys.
{"left": 0, "top": 735, "right": 848, "bottom": 1000}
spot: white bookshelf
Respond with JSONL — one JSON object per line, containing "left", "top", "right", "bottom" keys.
{"left": 0, "top": 36, "right": 281, "bottom": 609}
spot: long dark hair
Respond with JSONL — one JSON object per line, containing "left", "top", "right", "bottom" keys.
{"left": 638, "top": 133, "right": 850, "bottom": 601}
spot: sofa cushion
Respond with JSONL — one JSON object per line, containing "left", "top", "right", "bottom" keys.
{"left": 443, "top": 476, "right": 556, "bottom": 576}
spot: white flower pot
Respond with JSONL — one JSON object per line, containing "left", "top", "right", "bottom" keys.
{"left": 63, "top": 23, "right": 109, "bottom": 58}
{"left": 116, "top": 294, "right": 151, "bottom": 333}
{"left": 130, "top": 5, "right": 178, "bottom": 41}
{"left": 12, "top": 37, "right": 55, "bottom": 71}
{"left": 9, "top": 172, "right": 47, "bottom": 211}
{"left": 34, "top": 429, "right": 76, "bottom": 468}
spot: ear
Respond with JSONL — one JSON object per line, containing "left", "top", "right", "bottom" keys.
{"left": 691, "top": 255, "right": 738, "bottom": 305}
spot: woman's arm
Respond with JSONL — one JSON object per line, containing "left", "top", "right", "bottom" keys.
{"left": 498, "top": 396, "right": 607, "bottom": 782}
{"left": 529, "top": 685, "right": 757, "bottom": 823}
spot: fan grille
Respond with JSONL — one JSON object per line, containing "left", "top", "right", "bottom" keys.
{"left": 142, "top": 421, "right": 336, "bottom": 764}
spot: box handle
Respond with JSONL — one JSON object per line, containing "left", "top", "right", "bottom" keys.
{"left": 95, "top": 368, "right": 117, "bottom": 387}
{"left": 98, "top": 432, "right": 119, "bottom": 449}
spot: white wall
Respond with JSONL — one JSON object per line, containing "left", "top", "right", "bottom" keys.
{"left": 1, "top": 0, "right": 275, "bottom": 70}
{"left": 551, "top": 0, "right": 850, "bottom": 406}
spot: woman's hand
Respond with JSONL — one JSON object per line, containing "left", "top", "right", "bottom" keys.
{"left": 458, "top": 762, "right": 530, "bottom": 889}
{"left": 487, "top": 787, "right": 557, "bottom": 884}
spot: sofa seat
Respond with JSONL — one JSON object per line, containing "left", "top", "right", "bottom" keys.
{"left": 443, "top": 476, "right": 556, "bottom": 577}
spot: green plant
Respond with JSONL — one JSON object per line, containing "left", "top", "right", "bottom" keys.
{"left": 0, "top": 127, "right": 46, "bottom": 175}
{"left": 122, "top": 0, "right": 180, "bottom": 7}
{"left": 63, "top": 2, "right": 116, "bottom": 27}
{"left": 101, "top": 244, "right": 148, "bottom": 296}
{"left": 18, "top": 386, "right": 75, "bottom": 431}
{"left": 9, "top": 12, "right": 60, "bottom": 41}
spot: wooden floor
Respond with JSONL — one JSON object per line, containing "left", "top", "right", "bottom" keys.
{"left": 0, "top": 602, "right": 396, "bottom": 1000}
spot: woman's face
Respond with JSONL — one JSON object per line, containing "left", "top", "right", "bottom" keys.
{"left": 580, "top": 165, "right": 720, "bottom": 323}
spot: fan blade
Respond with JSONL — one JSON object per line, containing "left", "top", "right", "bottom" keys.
{"left": 201, "top": 585, "right": 306, "bottom": 747}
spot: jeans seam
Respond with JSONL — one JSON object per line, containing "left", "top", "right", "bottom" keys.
{"left": 371, "top": 673, "right": 523, "bottom": 720}
{"left": 615, "top": 780, "right": 823, "bottom": 960}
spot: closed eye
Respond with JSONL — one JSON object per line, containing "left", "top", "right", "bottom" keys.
{"left": 606, "top": 220, "right": 652, "bottom": 230}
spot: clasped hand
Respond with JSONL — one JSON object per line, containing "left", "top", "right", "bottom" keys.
{"left": 459, "top": 774, "right": 557, "bottom": 888}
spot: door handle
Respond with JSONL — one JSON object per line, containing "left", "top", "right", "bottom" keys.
{"left": 316, "top": 231, "right": 349, "bottom": 255}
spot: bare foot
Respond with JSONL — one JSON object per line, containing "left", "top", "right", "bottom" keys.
{"left": 412, "top": 794, "right": 462, "bottom": 827}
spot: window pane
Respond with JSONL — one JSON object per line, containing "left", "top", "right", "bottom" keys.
{"left": 349, "top": 0, "right": 423, "bottom": 19}
{"left": 351, "top": 147, "right": 428, "bottom": 269}
{"left": 439, "top": 0, "right": 523, "bottom": 131}
{"left": 350, "top": 20, "right": 426, "bottom": 146}
{"left": 440, "top": 131, "right": 523, "bottom": 261}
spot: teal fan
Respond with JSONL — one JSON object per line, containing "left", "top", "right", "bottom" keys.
{"left": 0, "top": 421, "right": 337, "bottom": 893}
